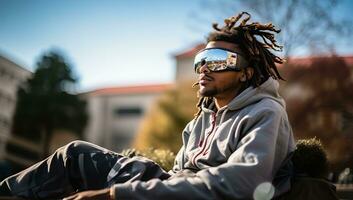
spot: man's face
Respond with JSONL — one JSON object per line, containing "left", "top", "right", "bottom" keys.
{"left": 197, "top": 41, "right": 244, "bottom": 99}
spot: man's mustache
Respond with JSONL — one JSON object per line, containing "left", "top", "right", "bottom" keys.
{"left": 199, "top": 74, "right": 214, "bottom": 81}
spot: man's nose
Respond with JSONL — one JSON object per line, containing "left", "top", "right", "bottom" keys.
{"left": 199, "top": 62, "right": 210, "bottom": 74}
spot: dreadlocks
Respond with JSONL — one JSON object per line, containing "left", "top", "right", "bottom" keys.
{"left": 194, "top": 12, "right": 285, "bottom": 117}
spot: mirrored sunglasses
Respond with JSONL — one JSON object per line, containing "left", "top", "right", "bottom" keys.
{"left": 194, "top": 48, "right": 243, "bottom": 74}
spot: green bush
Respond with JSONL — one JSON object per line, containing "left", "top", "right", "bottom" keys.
{"left": 292, "top": 138, "right": 329, "bottom": 178}
{"left": 121, "top": 148, "right": 176, "bottom": 171}
{"left": 133, "top": 81, "right": 198, "bottom": 154}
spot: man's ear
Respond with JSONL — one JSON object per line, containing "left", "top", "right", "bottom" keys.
{"left": 240, "top": 67, "right": 254, "bottom": 82}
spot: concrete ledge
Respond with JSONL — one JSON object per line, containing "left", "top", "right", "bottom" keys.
{"left": 336, "top": 184, "right": 353, "bottom": 200}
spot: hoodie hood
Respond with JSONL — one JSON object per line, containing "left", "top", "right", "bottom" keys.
{"left": 202, "top": 77, "right": 285, "bottom": 112}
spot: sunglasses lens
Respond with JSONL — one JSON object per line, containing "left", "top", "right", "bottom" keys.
{"left": 194, "top": 59, "right": 205, "bottom": 73}
{"left": 194, "top": 48, "right": 239, "bottom": 73}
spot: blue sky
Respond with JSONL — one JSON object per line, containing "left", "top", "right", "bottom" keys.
{"left": 0, "top": 0, "right": 206, "bottom": 91}
{"left": 1, "top": 0, "right": 352, "bottom": 91}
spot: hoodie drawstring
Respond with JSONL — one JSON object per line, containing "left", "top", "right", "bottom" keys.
{"left": 198, "top": 114, "right": 206, "bottom": 147}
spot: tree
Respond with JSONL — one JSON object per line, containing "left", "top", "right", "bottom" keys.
{"left": 192, "top": 0, "right": 352, "bottom": 57}
{"left": 281, "top": 56, "right": 353, "bottom": 171}
{"left": 11, "top": 51, "right": 88, "bottom": 158}
{"left": 133, "top": 81, "right": 198, "bottom": 153}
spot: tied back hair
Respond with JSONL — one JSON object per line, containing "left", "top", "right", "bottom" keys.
{"left": 193, "top": 12, "right": 285, "bottom": 118}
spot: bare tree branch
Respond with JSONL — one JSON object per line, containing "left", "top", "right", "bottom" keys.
{"left": 191, "top": 0, "right": 353, "bottom": 57}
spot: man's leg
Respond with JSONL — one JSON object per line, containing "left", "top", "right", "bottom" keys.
{"left": 0, "top": 140, "right": 120, "bottom": 199}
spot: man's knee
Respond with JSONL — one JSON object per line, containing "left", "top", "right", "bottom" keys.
{"left": 57, "top": 140, "right": 92, "bottom": 159}
{"left": 58, "top": 140, "right": 113, "bottom": 159}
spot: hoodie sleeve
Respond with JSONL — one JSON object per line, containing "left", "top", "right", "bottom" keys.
{"left": 112, "top": 106, "right": 292, "bottom": 200}
{"left": 169, "top": 120, "right": 194, "bottom": 174}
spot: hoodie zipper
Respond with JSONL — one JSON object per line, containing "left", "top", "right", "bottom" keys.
{"left": 192, "top": 112, "right": 217, "bottom": 167}
{"left": 203, "top": 109, "right": 228, "bottom": 155}
{"left": 202, "top": 125, "right": 219, "bottom": 156}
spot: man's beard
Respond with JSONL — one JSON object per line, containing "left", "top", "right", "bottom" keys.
{"left": 199, "top": 87, "right": 218, "bottom": 97}
{"left": 199, "top": 79, "right": 241, "bottom": 98}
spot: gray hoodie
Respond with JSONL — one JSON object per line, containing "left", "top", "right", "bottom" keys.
{"left": 113, "top": 77, "right": 296, "bottom": 199}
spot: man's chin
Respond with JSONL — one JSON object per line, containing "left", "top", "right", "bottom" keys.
{"left": 199, "top": 88, "right": 216, "bottom": 97}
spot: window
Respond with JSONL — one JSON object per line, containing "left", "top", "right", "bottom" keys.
{"left": 114, "top": 107, "right": 143, "bottom": 117}
{"left": 0, "top": 114, "right": 9, "bottom": 129}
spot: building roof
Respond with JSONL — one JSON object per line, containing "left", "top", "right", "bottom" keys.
{"left": 284, "top": 55, "right": 353, "bottom": 67}
{"left": 0, "top": 53, "right": 32, "bottom": 74}
{"left": 173, "top": 44, "right": 206, "bottom": 59}
{"left": 87, "top": 83, "right": 173, "bottom": 96}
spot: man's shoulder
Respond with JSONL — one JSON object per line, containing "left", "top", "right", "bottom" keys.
{"left": 248, "top": 97, "right": 286, "bottom": 116}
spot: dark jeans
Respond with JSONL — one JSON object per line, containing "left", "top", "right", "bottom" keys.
{"left": 0, "top": 140, "right": 170, "bottom": 199}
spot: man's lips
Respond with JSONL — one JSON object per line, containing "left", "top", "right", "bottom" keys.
{"left": 199, "top": 74, "right": 213, "bottom": 85}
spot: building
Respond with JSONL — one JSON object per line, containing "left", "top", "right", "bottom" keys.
{"left": 82, "top": 84, "right": 172, "bottom": 152}
{"left": 0, "top": 54, "right": 32, "bottom": 159}
{"left": 173, "top": 43, "right": 205, "bottom": 82}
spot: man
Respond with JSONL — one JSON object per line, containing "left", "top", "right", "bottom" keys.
{"left": 0, "top": 12, "right": 295, "bottom": 200}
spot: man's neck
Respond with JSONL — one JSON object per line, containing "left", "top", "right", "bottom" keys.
{"left": 214, "top": 93, "right": 238, "bottom": 110}
{"left": 213, "top": 84, "right": 247, "bottom": 110}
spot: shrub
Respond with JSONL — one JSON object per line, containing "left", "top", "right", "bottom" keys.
{"left": 121, "top": 148, "right": 176, "bottom": 171}
{"left": 133, "top": 81, "right": 198, "bottom": 154}
{"left": 292, "top": 138, "right": 329, "bottom": 178}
